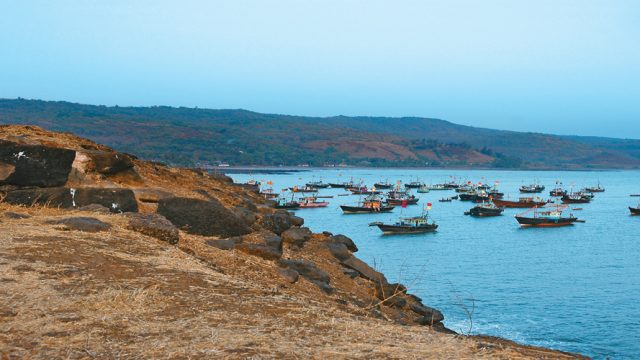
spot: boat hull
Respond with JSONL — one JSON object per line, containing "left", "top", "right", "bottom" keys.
{"left": 340, "top": 205, "right": 395, "bottom": 214}
{"left": 630, "top": 207, "right": 640, "bottom": 215}
{"left": 275, "top": 203, "right": 300, "bottom": 209}
{"left": 466, "top": 207, "right": 504, "bottom": 217}
{"left": 375, "top": 223, "right": 438, "bottom": 234}
{"left": 515, "top": 216, "right": 577, "bottom": 227}
{"left": 298, "top": 202, "right": 329, "bottom": 208}
{"left": 385, "top": 198, "right": 419, "bottom": 206}
{"left": 374, "top": 183, "right": 393, "bottom": 189}
{"left": 492, "top": 199, "right": 546, "bottom": 208}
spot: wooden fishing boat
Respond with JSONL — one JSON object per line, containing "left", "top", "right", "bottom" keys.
{"left": 298, "top": 197, "right": 329, "bottom": 208}
{"left": 488, "top": 190, "right": 504, "bottom": 199}
{"left": 630, "top": 206, "right": 640, "bottom": 215}
{"left": 328, "top": 181, "right": 354, "bottom": 188}
{"left": 348, "top": 186, "right": 381, "bottom": 195}
{"left": 585, "top": 182, "right": 605, "bottom": 193}
{"left": 515, "top": 205, "right": 581, "bottom": 227}
{"left": 306, "top": 181, "right": 330, "bottom": 188}
{"left": 428, "top": 184, "right": 449, "bottom": 190}
{"left": 369, "top": 212, "right": 437, "bottom": 234}
{"left": 439, "top": 198, "right": 452, "bottom": 202}
{"left": 374, "top": 180, "right": 393, "bottom": 189}
{"left": 404, "top": 181, "right": 424, "bottom": 189}
{"left": 492, "top": 197, "right": 547, "bottom": 208}
{"left": 290, "top": 185, "right": 318, "bottom": 193}
{"left": 340, "top": 194, "right": 394, "bottom": 214}
{"left": 259, "top": 188, "right": 279, "bottom": 199}
{"left": 464, "top": 202, "right": 504, "bottom": 217}
{"left": 549, "top": 188, "right": 567, "bottom": 197}
{"left": 520, "top": 184, "right": 545, "bottom": 193}
{"left": 385, "top": 195, "right": 419, "bottom": 206}
{"left": 274, "top": 200, "right": 300, "bottom": 209}
{"left": 561, "top": 193, "right": 591, "bottom": 204}
{"left": 416, "top": 185, "right": 430, "bottom": 193}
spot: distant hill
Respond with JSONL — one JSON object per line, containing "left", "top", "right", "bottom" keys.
{"left": 1, "top": 98, "right": 639, "bottom": 169}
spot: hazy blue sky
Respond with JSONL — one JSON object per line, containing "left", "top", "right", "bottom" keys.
{"left": 1, "top": 1, "right": 639, "bottom": 138}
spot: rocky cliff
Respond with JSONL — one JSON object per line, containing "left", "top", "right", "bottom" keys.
{"left": 0, "top": 125, "right": 586, "bottom": 358}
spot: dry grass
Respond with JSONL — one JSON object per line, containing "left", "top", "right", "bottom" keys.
{"left": 0, "top": 203, "right": 585, "bottom": 359}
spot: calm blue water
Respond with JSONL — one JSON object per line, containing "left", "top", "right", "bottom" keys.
{"left": 231, "top": 169, "right": 640, "bottom": 359}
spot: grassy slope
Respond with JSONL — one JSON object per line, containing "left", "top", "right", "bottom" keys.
{"left": 1, "top": 98, "right": 638, "bottom": 169}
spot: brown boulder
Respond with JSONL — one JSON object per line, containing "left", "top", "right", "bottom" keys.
{"left": 236, "top": 243, "right": 282, "bottom": 261}
{"left": 328, "top": 234, "right": 358, "bottom": 252}
{"left": 206, "top": 238, "right": 242, "bottom": 250}
{"left": 281, "top": 227, "right": 313, "bottom": 248}
{"left": 83, "top": 150, "right": 134, "bottom": 175}
{"left": 258, "top": 210, "right": 293, "bottom": 235}
{"left": 157, "top": 197, "right": 251, "bottom": 238}
{"left": 127, "top": 213, "right": 179, "bottom": 244}
{"left": 279, "top": 259, "right": 332, "bottom": 293}
{"left": 3, "top": 187, "right": 73, "bottom": 208}
{"left": 341, "top": 256, "right": 387, "bottom": 284}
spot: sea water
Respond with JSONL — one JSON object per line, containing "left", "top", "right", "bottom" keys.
{"left": 230, "top": 168, "right": 640, "bottom": 359}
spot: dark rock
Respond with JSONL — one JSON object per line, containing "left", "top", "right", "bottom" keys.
{"left": 4, "top": 187, "right": 73, "bottom": 208}
{"left": 3, "top": 187, "right": 137, "bottom": 213}
{"left": 83, "top": 150, "right": 134, "bottom": 175}
{"left": 407, "top": 294, "right": 423, "bottom": 303}
{"left": 261, "top": 232, "right": 283, "bottom": 251}
{"left": 322, "top": 231, "right": 333, "bottom": 237}
{"left": 374, "top": 282, "right": 408, "bottom": 308}
{"left": 328, "top": 234, "right": 358, "bottom": 252}
{"left": 3, "top": 212, "right": 31, "bottom": 219}
{"left": 415, "top": 310, "right": 445, "bottom": 325}
{"left": 341, "top": 256, "right": 387, "bottom": 284}
{"left": 258, "top": 211, "right": 292, "bottom": 235}
{"left": 236, "top": 243, "right": 282, "bottom": 260}
{"left": 326, "top": 242, "right": 351, "bottom": 261}
{"left": 289, "top": 215, "right": 304, "bottom": 227}
{"left": 281, "top": 227, "right": 313, "bottom": 248}
{"left": 278, "top": 259, "right": 332, "bottom": 293}
{"left": 277, "top": 268, "right": 299, "bottom": 283}
{"left": 77, "top": 204, "right": 111, "bottom": 213}
{"left": 233, "top": 206, "right": 257, "bottom": 226}
{"left": 49, "top": 217, "right": 111, "bottom": 233}
{"left": 410, "top": 303, "right": 443, "bottom": 322}
{"left": 342, "top": 267, "right": 359, "bottom": 279}
{"left": 0, "top": 140, "right": 76, "bottom": 187}
{"left": 73, "top": 188, "right": 138, "bottom": 213}
{"left": 157, "top": 197, "right": 251, "bottom": 237}
{"left": 206, "top": 238, "right": 242, "bottom": 250}
{"left": 127, "top": 213, "right": 179, "bottom": 244}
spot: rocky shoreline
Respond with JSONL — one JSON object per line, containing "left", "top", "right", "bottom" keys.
{"left": 0, "top": 125, "right": 587, "bottom": 358}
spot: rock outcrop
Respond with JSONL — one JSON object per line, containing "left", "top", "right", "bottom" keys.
{"left": 0, "top": 139, "right": 76, "bottom": 187}
{"left": 127, "top": 213, "right": 179, "bottom": 244}
{"left": 157, "top": 197, "right": 251, "bottom": 237}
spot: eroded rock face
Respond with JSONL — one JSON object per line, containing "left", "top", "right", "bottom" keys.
{"left": 3, "top": 187, "right": 138, "bottom": 213}
{"left": 127, "top": 213, "right": 179, "bottom": 244}
{"left": 83, "top": 150, "right": 135, "bottom": 175}
{"left": 157, "top": 197, "right": 251, "bottom": 238}
{"left": 328, "top": 234, "right": 358, "bottom": 253}
{"left": 0, "top": 140, "right": 76, "bottom": 187}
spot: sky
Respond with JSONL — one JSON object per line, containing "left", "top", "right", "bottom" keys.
{"left": 1, "top": 0, "right": 639, "bottom": 138}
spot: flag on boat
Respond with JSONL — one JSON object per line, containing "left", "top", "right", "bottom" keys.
{"left": 401, "top": 199, "right": 407, "bottom": 208}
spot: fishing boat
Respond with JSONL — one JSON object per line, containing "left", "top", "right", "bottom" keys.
{"left": 455, "top": 185, "right": 473, "bottom": 193}
{"left": 630, "top": 206, "right": 640, "bottom": 215}
{"left": 328, "top": 180, "right": 354, "bottom": 188}
{"left": 428, "top": 184, "right": 449, "bottom": 191}
{"left": 298, "top": 197, "right": 329, "bottom": 208}
{"left": 549, "top": 188, "right": 567, "bottom": 197}
{"left": 464, "top": 202, "right": 504, "bottom": 217}
{"left": 306, "top": 180, "right": 330, "bottom": 189}
{"left": 458, "top": 191, "right": 478, "bottom": 201}
{"left": 585, "top": 182, "right": 605, "bottom": 193}
{"left": 492, "top": 197, "right": 547, "bottom": 208}
{"left": 369, "top": 207, "right": 437, "bottom": 234}
{"left": 416, "top": 185, "right": 430, "bottom": 193}
{"left": 385, "top": 194, "right": 419, "bottom": 206}
{"left": 404, "top": 180, "right": 425, "bottom": 189}
{"left": 439, "top": 198, "right": 452, "bottom": 202}
{"left": 520, "top": 183, "right": 545, "bottom": 193}
{"left": 289, "top": 185, "right": 318, "bottom": 193}
{"left": 561, "top": 193, "right": 591, "bottom": 204}
{"left": 340, "top": 194, "right": 395, "bottom": 214}
{"left": 373, "top": 180, "right": 393, "bottom": 189}
{"left": 348, "top": 186, "right": 382, "bottom": 195}
{"left": 443, "top": 181, "right": 460, "bottom": 189}
{"left": 488, "top": 189, "right": 504, "bottom": 199}
{"left": 274, "top": 196, "right": 301, "bottom": 209}
{"left": 259, "top": 188, "right": 279, "bottom": 199}
{"left": 515, "top": 205, "right": 581, "bottom": 227}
